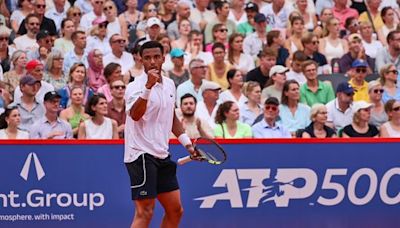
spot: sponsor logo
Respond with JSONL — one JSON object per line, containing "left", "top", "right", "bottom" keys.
{"left": 20, "top": 152, "right": 45, "bottom": 181}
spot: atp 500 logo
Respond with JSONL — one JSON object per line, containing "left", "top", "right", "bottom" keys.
{"left": 195, "top": 168, "right": 400, "bottom": 208}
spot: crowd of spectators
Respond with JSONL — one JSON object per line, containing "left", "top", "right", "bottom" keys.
{"left": 0, "top": 0, "right": 400, "bottom": 139}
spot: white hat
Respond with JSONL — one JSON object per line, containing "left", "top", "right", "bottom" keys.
{"left": 201, "top": 81, "right": 221, "bottom": 93}
{"left": 269, "top": 65, "right": 289, "bottom": 77}
{"left": 352, "top": 101, "right": 373, "bottom": 113}
{"left": 147, "top": 17, "right": 161, "bottom": 28}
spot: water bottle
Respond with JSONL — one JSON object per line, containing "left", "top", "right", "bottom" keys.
{"left": 332, "top": 61, "right": 339, "bottom": 74}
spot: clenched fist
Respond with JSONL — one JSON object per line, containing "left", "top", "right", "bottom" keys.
{"left": 145, "top": 69, "right": 160, "bottom": 89}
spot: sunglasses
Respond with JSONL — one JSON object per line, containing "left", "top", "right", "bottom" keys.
{"left": 94, "top": 1, "right": 104, "bottom": 4}
{"left": 393, "top": 106, "right": 400, "bottom": 112}
{"left": 387, "top": 70, "right": 398, "bottom": 74}
{"left": 265, "top": 105, "right": 278, "bottom": 111}
{"left": 36, "top": 4, "right": 45, "bottom": 8}
{"left": 372, "top": 89, "right": 384, "bottom": 94}
{"left": 112, "top": 85, "right": 126, "bottom": 89}
{"left": 73, "top": 12, "right": 81, "bottom": 16}
{"left": 0, "top": 37, "right": 9, "bottom": 41}
{"left": 345, "top": 92, "right": 354, "bottom": 96}
{"left": 219, "top": 28, "right": 228, "bottom": 32}
{"left": 148, "top": 8, "right": 157, "bottom": 12}
{"left": 29, "top": 22, "right": 40, "bottom": 26}
{"left": 112, "top": 39, "right": 125, "bottom": 44}
{"left": 104, "top": 6, "right": 113, "bottom": 11}
{"left": 355, "top": 68, "right": 367, "bottom": 73}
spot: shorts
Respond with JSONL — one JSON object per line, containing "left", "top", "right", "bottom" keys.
{"left": 125, "top": 153, "right": 179, "bottom": 200}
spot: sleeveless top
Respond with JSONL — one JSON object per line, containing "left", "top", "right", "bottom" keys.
{"left": 168, "top": 69, "right": 190, "bottom": 88}
{"left": 324, "top": 38, "right": 345, "bottom": 64}
{"left": 107, "top": 19, "right": 122, "bottom": 37}
{"left": 381, "top": 24, "right": 396, "bottom": 42}
{"left": 124, "top": 11, "right": 141, "bottom": 44}
{"left": 69, "top": 111, "right": 86, "bottom": 129}
{"left": 84, "top": 117, "right": 113, "bottom": 139}
{"left": 382, "top": 122, "right": 400, "bottom": 137}
{"left": 208, "top": 63, "right": 231, "bottom": 90}
{"left": 303, "top": 123, "right": 336, "bottom": 138}
{"left": 290, "top": 40, "right": 298, "bottom": 53}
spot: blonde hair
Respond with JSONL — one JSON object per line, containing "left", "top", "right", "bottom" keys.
{"left": 242, "top": 81, "right": 260, "bottom": 98}
{"left": 310, "top": 103, "right": 326, "bottom": 122}
{"left": 379, "top": 63, "right": 395, "bottom": 85}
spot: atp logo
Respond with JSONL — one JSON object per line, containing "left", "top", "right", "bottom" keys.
{"left": 20, "top": 152, "right": 45, "bottom": 181}
{"left": 195, "top": 169, "right": 317, "bottom": 208}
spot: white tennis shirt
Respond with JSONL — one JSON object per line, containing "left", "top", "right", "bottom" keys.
{"left": 124, "top": 73, "right": 176, "bottom": 163}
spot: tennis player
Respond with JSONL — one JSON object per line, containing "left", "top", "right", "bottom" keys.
{"left": 124, "top": 41, "right": 197, "bottom": 228}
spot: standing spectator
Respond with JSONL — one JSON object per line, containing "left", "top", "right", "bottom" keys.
{"left": 80, "top": 0, "right": 105, "bottom": 32}
{"left": 30, "top": 91, "right": 73, "bottom": 139}
{"left": 86, "top": 18, "right": 111, "bottom": 56}
{"left": 252, "top": 97, "right": 291, "bottom": 138}
{"left": 300, "top": 60, "right": 335, "bottom": 106}
{"left": 279, "top": 79, "right": 311, "bottom": 134}
{"left": 301, "top": 32, "right": 328, "bottom": 72}
{"left": 326, "top": 82, "right": 355, "bottom": 131}
{"left": 78, "top": 93, "right": 119, "bottom": 139}
{"left": 260, "top": 0, "right": 289, "bottom": 30}
{"left": 265, "top": 30, "right": 290, "bottom": 66}
{"left": 168, "top": 48, "right": 189, "bottom": 88}
{"left": 59, "top": 87, "right": 89, "bottom": 137}
{"left": 17, "top": 0, "right": 57, "bottom": 36}
{"left": 240, "top": 81, "right": 262, "bottom": 126}
{"left": 103, "top": 34, "right": 134, "bottom": 75}
{"left": 377, "top": 7, "right": 398, "bottom": 46}
{"left": 379, "top": 63, "right": 400, "bottom": 103}
{"left": 0, "top": 107, "right": 29, "bottom": 139}
{"left": 375, "top": 30, "right": 400, "bottom": 71}
{"left": 219, "top": 69, "right": 247, "bottom": 106}
{"left": 237, "top": 2, "right": 259, "bottom": 36}
{"left": 341, "top": 101, "right": 379, "bottom": 137}
{"left": 54, "top": 19, "right": 76, "bottom": 54}
{"left": 302, "top": 103, "right": 336, "bottom": 138}
{"left": 318, "top": 17, "right": 348, "bottom": 65}
{"left": 167, "top": 1, "right": 199, "bottom": 40}
{"left": 348, "top": 59, "right": 370, "bottom": 102}
{"left": 63, "top": 31, "right": 88, "bottom": 74}
{"left": 103, "top": 0, "right": 128, "bottom": 40}
{"left": 332, "top": 0, "right": 359, "bottom": 31}
{"left": 3, "top": 51, "right": 27, "bottom": 95}
{"left": 380, "top": 99, "right": 400, "bottom": 137}
{"left": 360, "top": 21, "right": 383, "bottom": 59}
{"left": 246, "top": 48, "right": 277, "bottom": 89}
{"left": 214, "top": 100, "right": 252, "bottom": 138}
{"left": 106, "top": 79, "right": 126, "bottom": 138}
{"left": 98, "top": 62, "right": 122, "bottom": 102}
{"left": 10, "top": 0, "right": 34, "bottom": 33}
{"left": 227, "top": 33, "right": 254, "bottom": 75}
{"left": 206, "top": 43, "right": 231, "bottom": 90}
{"left": 190, "top": 0, "right": 216, "bottom": 32}
{"left": 195, "top": 81, "right": 221, "bottom": 129}
{"left": 243, "top": 13, "right": 267, "bottom": 57}
{"left": 44, "top": 49, "right": 67, "bottom": 91}
{"left": 13, "top": 14, "right": 40, "bottom": 52}
{"left": 368, "top": 80, "right": 388, "bottom": 127}
{"left": 87, "top": 49, "right": 106, "bottom": 92}
{"left": 262, "top": 65, "right": 288, "bottom": 103}
{"left": 204, "top": 0, "right": 236, "bottom": 44}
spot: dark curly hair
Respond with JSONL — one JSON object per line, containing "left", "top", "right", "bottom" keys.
{"left": 215, "top": 101, "right": 235, "bottom": 124}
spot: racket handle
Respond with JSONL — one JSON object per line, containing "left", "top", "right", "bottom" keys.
{"left": 177, "top": 156, "right": 192, "bottom": 165}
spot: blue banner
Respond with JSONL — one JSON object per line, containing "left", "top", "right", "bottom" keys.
{"left": 1, "top": 140, "right": 400, "bottom": 227}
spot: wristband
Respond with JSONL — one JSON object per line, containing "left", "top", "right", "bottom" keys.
{"left": 140, "top": 88, "right": 151, "bottom": 100}
{"left": 178, "top": 133, "right": 192, "bottom": 147}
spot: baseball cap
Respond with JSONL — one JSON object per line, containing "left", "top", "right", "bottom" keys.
{"left": 36, "top": 30, "right": 50, "bottom": 41}
{"left": 348, "top": 33, "right": 362, "bottom": 42}
{"left": 254, "top": 13, "right": 267, "bottom": 23}
{"left": 26, "top": 60, "right": 43, "bottom": 71}
{"left": 244, "top": 2, "right": 258, "bottom": 12}
{"left": 44, "top": 91, "right": 61, "bottom": 102}
{"left": 352, "top": 100, "right": 373, "bottom": 113}
{"left": 351, "top": 59, "right": 368, "bottom": 68}
{"left": 264, "top": 97, "right": 279, "bottom": 106}
{"left": 336, "top": 82, "right": 355, "bottom": 94}
{"left": 92, "top": 17, "right": 108, "bottom": 26}
{"left": 269, "top": 65, "right": 289, "bottom": 77}
{"left": 201, "top": 81, "right": 221, "bottom": 93}
{"left": 147, "top": 17, "right": 161, "bottom": 28}
{"left": 170, "top": 48, "right": 186, "bottom": 58}
{"left": 20, "top": 75, "right": 39, "bottom": 86}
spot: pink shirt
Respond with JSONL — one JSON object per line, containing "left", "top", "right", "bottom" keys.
{"left": 97, "top": 84, "right": 113, "bottom": 102}
{"left": 333, "top": 6, "right": 359, "bottom": 30}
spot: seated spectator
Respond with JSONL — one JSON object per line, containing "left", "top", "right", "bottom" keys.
{"left": 98, "top": 63, "right": 123, "bottom": 102}
{"left": 319, "top": 17, "right": 349, "bottom": 65}
{"left": 171, "top": 19, "right": 192, "bottom": 50}
{"left": 86, "top": 18, "right": 111, "bottom": 56}
{"left": 204, "top": 0, "right": 236, "bottom": 44}
{"left": 205, "top": 23, "right": 228, "bottom": 52}
{"left": 332, "top": 0, "right": 359, "bottom": 31}
{"left": 358, "top": 0, "right": 383, "bottom": 31}
{"left": 279, "top": 80, "right": 311, "bottom": 134}
{"left": 286, "top": 50, "right": 307, "bottom": 85}
{"left": 252, "top": 97, "right": 291, "bottom": 138}
{"left": 157, "top": 34, "right": 174, "bottom": 72}
{"left": 206, "top": 43, "right": 232, "bottom": 90}
{"left": 124, "top": 45, "right": 144, "bottom": 84}
{"left": 87, "top": 49, "right": 106, "bottom": 92}
{"left": 168, "top": 48, "right": 190, "bottom": 88}
{"left": 343, "top": 17, "right": 360, "bottom": 40}
{"left": 360, "top": 21, "right": 383, "bottom": 59}
{"left": 167, "top": 1, "right": 200, "bottom": 41}
{"left": 227, "top": 33, "right": 255, "bottom": 75}
{"left": 178, "top": 93, "right": 213, "bottom": 139}
{"left": 338, "top": 34, "right": 375, "bottom": 73}
{"left": 78, "top": 93, "right": 119, "bottom": 139}
{"left": 0, "top": 26, "right": 13, "bottom": 74}
{"left": 380, "top": 99, "right": 400, "bottom": 137}
{"left": 44, "top": 49, "right": 67, "bottom": 91}
{"left": 379, "top": 64, "right": 400, "bottom": 103}
{"left": 260, "top": 0, "right": 289, "bottom": 30}
{"left": 17, "top": 0, "right": 57, "bottom": 36}
{"left": 54, "top": 19, "right": 75, "bottom": 54}
{"left": 10, "top": 0, "right": 34, "bottom": 33}
{"left": 292, "top": 0, "right": 317, "bottom": 32}
{"left": 300, "top": 60, "right": 335, "bottom": 106}
{"left": 301, "top": 32, "right": 328, "bottom": 73}
{"left": 103, "top": 0, "right": 128, "bottom": 41}
{"left": 243, "top": 13, "right": 267, "bottom": 57}
{"left": 368, "top": 80, "right": 388, "bottom": 127}
{"left": 3, "top": 50, "right": 27, "bottom": 95}
{"left": 219, "top": 69, "right": 247, "bottom": 106}
{"left": 59, "top": 87, "right": 90, "bottom": 138}
{"left": 58, "top": 63, "right": 94, "bottom": 109}
{"left": 342, "top": 101, "right": 379, "bottom": 137}
{"left": 228, "top": 0, "right": 246, "bottom": 25}
{"left": 10, "top": 75, "right": 45, "bottom": 132}
{"left": 377, "top": 7, "right": 398, "bottom": 46}
{"left": 118, "top": 0, "right": 142, "bottom": 45}
{"left": 26, "top": 30, "right": 53, "bottom": 64}
{"left": 184, "top": 30, "right": 213, "bottom": 65}
{"left": 284, "top": 15, "right": 305, "bottom": 54}
{"left": 214, "top": 101, "right": 252, "bottom": 138}
{"left": 13, "top": 14, "right": 40, "bottom": 52}
{"left": 190, "top": 0, "right": 216, "bottom": 32}
{"left": 237, "top": 2, "right": 259, "bottom": 36}
{"left": 30, "top": 91, "right": 73, "bottom": 139}
{"left": 313, "top": 8, "right": 333, "bottom": 38}
{"left": 375, "top": 30, "right": 400, "bottom": 71}
{"left": 136, "top": 3, "right": 159, "bottom": 38}
{"left": 195, "top": 81, "right": 221, "bottom": 129}
{"left": 265, "top": 30, "right": 289, "bottom": 66}
{"left": 103, "top": 34, "right": 133, "bottom": 75}
{"left": 0, "top": 107, "right": 29, "bottom": 139}
{"left": 66, "top": 6, "right": 83, "bottom": 31}
{"left": 326, "top": 82, "right": 355, "bottom": 131}
{"left": 246, "top": 47, "right": 277, "bottom": 89}
{"left": 240, "top": 81, "right": 262, "bottom": 126}
{"left": 63, "top": 31, "right": 89, "bottom": 74}
{"left": 262, "top": 65, "right": 288, "bottom": 104}
{"left": 302, "top": 103, "right": 336, "bottom": 138}
{"left": 348, "top": 59, "right": 370, "bottom": 102}
{"left": 106, "top": 79, "right": 126, "bottom": 138}
{"left": 79, "top": 0, "right": 105, "bottom": 32}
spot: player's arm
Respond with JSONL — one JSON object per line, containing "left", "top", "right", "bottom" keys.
{"left": 172, "top": 111, "right": 199, "bottom": 158}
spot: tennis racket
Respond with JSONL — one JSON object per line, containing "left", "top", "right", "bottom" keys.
{"left": 177, "top": 137, "right": 227, "bottom": 165}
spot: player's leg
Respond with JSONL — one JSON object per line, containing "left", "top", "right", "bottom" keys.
{"left": 132, "top": 198, "right": 156, "bottom": 228}
{"left": 157, "top": 190, "right": 183, "bottom": 228}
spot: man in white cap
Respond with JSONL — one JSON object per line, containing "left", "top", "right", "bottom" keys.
{"left": 195, "top": 80, "right": 221, "bottom": 129}
{"left": 146, "top": 17, "right": 162, "bottom": 42}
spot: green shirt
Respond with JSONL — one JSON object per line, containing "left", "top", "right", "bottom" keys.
{"left": 214, "top": 121, "right": 252, "bottom": 139}
{"left": 237, "top": 22, "right": 254, "bottom": 36}
{"left": 300, "top": 80, "right": 335, "bottom": 107}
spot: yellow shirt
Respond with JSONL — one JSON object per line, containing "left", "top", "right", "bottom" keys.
{"left": 359, "top": 12, "right": 384, "bottom": 31}
{"left": 349, "top": 79, "right": 369, "bottom": 102}
{"left": 208, "top": 62, "right": 231, "bottom": 90}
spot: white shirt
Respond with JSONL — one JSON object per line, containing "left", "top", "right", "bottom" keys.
{"left": 228, "top": 10, "right": 247, "bottom": 26}
{"left": 362, "top": 39, "right": 383, "bottom": 59}
{"left": 103, "top": 51, "right": 134, "bottom": 75}
{"left": 219, "top": 90, "right": 247, "bottom": 107}
{"left": 232, "top": 54, "right": 255, "bottom": 74}
{"left": 45, "top": 8, "right": 67, "bottom": 32}
{"left": 80, "top": 12, "right": 105, "bottom": 32}
{"left": 260, "top": 3, "right": 289, "bottom": 29}
{"left": 124, "top": 73, "right": 176, "bottom": 162}
{"left": 195, "top": 100, "right": 219, "bottom": 129}
{"left": 13, "top": 35, "right": 38, "bottom": 52}
{"left": 286, "top": 70, "right": 306, "bottom": 85}
{"left": 86, "top": 36, "right": 112, "bottom": 56}
{"left": 326, "top": 98, "right": 354, "bottom": 131}
{"left": 13, "top": 81, "right": 54, "bottom": 104}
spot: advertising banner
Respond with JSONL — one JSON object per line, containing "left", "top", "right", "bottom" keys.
{"left": 0, "top": 140, "right": 400, "bottom": 227}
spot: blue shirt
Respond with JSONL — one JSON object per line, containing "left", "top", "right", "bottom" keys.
{"left": 382, "top": 87, "right": 400, "bottom": 103}
{"left": 252, "top": 119, "right": 291, "bottom": 138}
{"left": 30, "top": 117, "right": 73, "bottom": 139}
{"left": 279, "top": 104, "right": 311, "bottom": 133}
{"left": 63, "top": 50, "right": 89, "bottom": 75}
{"left": 240, "top": 102, "right": 262, "bottom": 126}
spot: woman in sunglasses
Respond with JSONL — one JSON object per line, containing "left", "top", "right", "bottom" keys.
{"left": 368, "top": 80, "right": 388, "bottom": 128}
{"left": 380, "top": 63, "right": 400, "bottom": 103}
{"left": 66, "top": 7, "right": 83, "bottom": 31}
{"left": 0, "top": 107, "right": 29, "bottom": 139}
{"left": 302, "top": 103, "right": 336, "bottom": 138}
{"left": 86, "top": 18, "right": 111, "bottom": 56}
{"left": 341, "top": 101, "right": 379, "bottom": 138}
{"left": 205, "top": 24, "right": 229, "bottom": 52}
{"left": 103, "top": 0, "right": 128, "bottom": 41}
{"left": 214, "top": 101, "right": 252, "bottom": 139}
{"left": 380, "top": 99, "right": 400, "bottom": 137}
